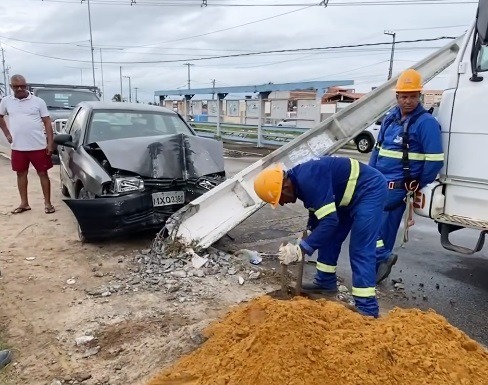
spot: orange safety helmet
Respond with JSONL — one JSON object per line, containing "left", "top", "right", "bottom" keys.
{"left": 253, "top": 164, "right": 284, "bottom": 208}
{"left": 395, "top": 68, "right": 423, "bottom": 92}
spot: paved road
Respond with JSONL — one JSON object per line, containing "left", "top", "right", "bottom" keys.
{"left": 2, "top": 135, "right": 487, "bottom": 345}
{"left": 222, "top": 154, "right": 488, "bottom": 346}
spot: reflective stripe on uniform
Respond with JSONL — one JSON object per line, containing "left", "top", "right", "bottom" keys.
{"left": 379, "top": 147, "right": 444, "bottom": 162}
{"left": 315, "top": 202, "right": 336, "bottom": 219}
{"left": 339, "top": 158, "right": 360, "bottom": 207}
{"left": 316, "top": 262, "right": 337, "bottom": 273}
{"left": 352, "top": 287, "right": 376, "bottom": 297}
{"left": 424, "top": 153, "right": 445, "bottom": 161}
{"left": 376, "top": 240, "right": 384, "bottom": 248}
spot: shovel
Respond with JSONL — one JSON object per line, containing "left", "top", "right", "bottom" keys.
{"left": 294, "top": 230, "right": 308, "bottom": 296}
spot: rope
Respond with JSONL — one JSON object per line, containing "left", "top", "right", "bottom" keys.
{"left": 400, "top": 191, "right": 414, "bottom": 247}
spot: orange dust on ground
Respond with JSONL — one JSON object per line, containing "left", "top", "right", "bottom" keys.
{"left": 147, "top": 295, "right": 488, "bottom": 385}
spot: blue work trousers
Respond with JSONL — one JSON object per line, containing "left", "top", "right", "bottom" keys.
{"left": 376, "top": 188, "right": 407, "bottom": 263}
{"left": 313, "top": 183, "right": 387, "bottom": 317}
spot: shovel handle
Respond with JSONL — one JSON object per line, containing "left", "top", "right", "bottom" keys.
{"left": 281, "top": 264, "right": 288, "bottom": 296}
{"left": 294, "top": 230, "right": 308, "bottom": 296}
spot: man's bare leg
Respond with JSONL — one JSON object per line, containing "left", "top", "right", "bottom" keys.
{"left": 38, "top": 171, "right": 54, "bottom": 213}
{"left": 16, "top": 170, "right": 29, "bottom": 208}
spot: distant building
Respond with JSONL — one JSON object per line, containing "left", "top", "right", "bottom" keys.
{"left": 320, "top": 86, "right": 443, "bottom": 119}
{"left": 320, "top": 87, "right": 366, "bottom": 118}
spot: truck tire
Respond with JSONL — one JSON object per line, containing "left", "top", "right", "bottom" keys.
{"left": 355, "top": 133, "right": 374, "bottom": 153}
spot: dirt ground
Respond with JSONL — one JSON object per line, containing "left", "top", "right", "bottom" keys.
{"left": 0, "top": 156, "right": 274, "bottom": 385}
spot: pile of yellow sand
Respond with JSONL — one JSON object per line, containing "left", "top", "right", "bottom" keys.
{"left": 147, "top": 296, "right": 488, "bottom": 385}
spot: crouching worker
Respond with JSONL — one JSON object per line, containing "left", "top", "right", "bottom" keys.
{"left": 253, "top": 156, "right": 387, "bottom": 318}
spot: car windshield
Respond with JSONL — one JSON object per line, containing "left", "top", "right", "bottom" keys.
{"left": 86, "top": 110, "right": 193, "bottom": 143}
{"left": 36, "top": 89, "right": 99, "bottom": 109}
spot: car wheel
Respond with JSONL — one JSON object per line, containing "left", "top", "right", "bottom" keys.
{"left": 77, "top": 223, "right": 86, "bottom": 244}
{"left": 356, "top": 134, "right": 374, "bottom": 153}
{"left": 60, "top": 168, "right": 69, "bottom": 197}
{"left": 77, "top": 186, "right": 95, "bottom": 243}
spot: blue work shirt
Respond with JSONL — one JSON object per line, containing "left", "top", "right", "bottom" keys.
{"left": 369, "top": 104, "right": 444, "bottom": 188}
{"left": 287, "top": 156, "right": 385, "bottom": 256}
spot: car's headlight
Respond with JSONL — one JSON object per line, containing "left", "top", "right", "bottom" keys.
{"left": 113, "top": 177, "right": 144, "bottom": 193}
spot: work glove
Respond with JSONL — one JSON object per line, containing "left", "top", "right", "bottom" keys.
{"left": 278, "top": 242, "right": 303, "bottom": 265}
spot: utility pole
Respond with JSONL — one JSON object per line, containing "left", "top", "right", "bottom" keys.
{"left": 384, "top": 30, "right": 396, "bottom": 80}
{"left": 134, "top": 87, "right": 138, "bottom": 103}
{"left": 119, "top": 66, "right": 123, "bottom": 101}
{"left": 183, "top": 63, "right": 194, "bottom": 90}
{"left": 1, "top": 47, "right": 7, "bottom": 97}
{"left": 84, "top": 0, "right": 96, "bottom": 87}
{"left": 5, "top": 65, "right": 10, "bottom": 95}
{"left": 123, "top": 76, "right": 132, "bottom": 102}
{"left": 211, "top": 79, "right": 216, "bottom": 100}
{"left": 99, "top": 48, "right": 105, "bottom": 101}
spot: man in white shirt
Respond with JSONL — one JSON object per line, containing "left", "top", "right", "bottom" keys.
{"left": 0, "top": 74, "right": 55, "bottom": 214}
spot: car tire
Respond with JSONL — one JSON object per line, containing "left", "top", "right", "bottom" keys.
{"left": 355, "top": 134, "right": 374, "bottom": 153}
{"left": 60, "top": 168, "right": 69, "bottom": 197}
{"left": 76, "top": 186, "right": 97, "bottom": 244}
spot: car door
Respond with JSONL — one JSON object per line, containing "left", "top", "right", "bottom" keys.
{"left": 59, "top": 108, "right": 86, "bottom": 191}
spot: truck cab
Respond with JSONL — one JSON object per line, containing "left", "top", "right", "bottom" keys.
{"left": 28, "top": 84, "right": 101, "bottom": 163}
{"left": 28, "top": 84, "right": 101, "bottom": 135}
{"left": 414, "top": 6, "right": 488, "bottom": 254}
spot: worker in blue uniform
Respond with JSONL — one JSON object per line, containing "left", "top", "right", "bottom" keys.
{"left": 253, "top": 156, "right": 388, "bottom": 318}
{"left": 370, "top": 68, "right": 444, "bottom": 284}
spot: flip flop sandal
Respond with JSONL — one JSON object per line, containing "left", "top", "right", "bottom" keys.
{"left": 12, "top": 206, "right": 31, "bottom": 214}
{"left": 45, "top": 205, "right": 55, "bottom": 214}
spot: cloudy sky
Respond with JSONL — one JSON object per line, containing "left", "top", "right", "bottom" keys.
{"left": 0, "top": 0, "right": 478, "bottom": 102}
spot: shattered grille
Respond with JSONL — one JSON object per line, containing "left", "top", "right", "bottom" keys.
{"left": 142, "top": 178, "right": 188, "bottom": 190}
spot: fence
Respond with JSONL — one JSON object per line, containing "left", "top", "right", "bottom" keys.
{"left": 191, "top": 122, "right": 309, "bottom": 148}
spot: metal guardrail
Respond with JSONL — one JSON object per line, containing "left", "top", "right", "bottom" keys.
{"left": 191, "top": 122, "right": 310, "bottom": 147}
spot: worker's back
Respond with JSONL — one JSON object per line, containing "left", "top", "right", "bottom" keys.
{"left": 287, "top": 156, "right": 385, "bottom": 210}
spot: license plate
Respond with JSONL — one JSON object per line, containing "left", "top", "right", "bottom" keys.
{"left": 152, "top": 191, "right": 185, "bottom": 207}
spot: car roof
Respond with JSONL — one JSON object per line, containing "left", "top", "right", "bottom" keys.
{"left": 78, "top": 101, "right": 177, "bottom": 115}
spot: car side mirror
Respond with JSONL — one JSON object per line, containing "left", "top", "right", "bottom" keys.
{"left": 54, "top": 133, "right": 76, "bottom": 148}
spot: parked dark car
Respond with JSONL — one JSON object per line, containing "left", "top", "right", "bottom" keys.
{"left": 55, "top": 101, "right": 226, "bottom": 243}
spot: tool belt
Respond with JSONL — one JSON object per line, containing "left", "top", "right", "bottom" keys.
{"left": 387, "top": 181, "right": 405, "bottom": 190}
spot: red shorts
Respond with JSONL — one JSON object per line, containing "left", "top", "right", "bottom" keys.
{"left": 11, "top": 149, "right": 53, "bottom": 173}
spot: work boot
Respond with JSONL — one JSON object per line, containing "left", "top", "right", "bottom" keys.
{"left": 301, "top": 282, "right": 338, "bottom": 297}
{"left": 353, "top": 297, "right": 379, "bottom": 318}
{"left": 376, "top": 253, "right": 398, "bottom": 284}
{"left": 301, "top": 270, "right": 338, "bottom": 296}
{"left": 0, "top": 350, "right": 12, "bottom": 369}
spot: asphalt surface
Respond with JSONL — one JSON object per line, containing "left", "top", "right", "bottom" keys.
{"left": 1, "top": 133, "right": 487, "bottom": 346}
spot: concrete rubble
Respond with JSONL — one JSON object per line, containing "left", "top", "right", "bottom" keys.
{"left": 83, "top": 244, "right": 277, "bottom": 302}
{"left": 81, "top": 241, "right": 357, "bottom": 308}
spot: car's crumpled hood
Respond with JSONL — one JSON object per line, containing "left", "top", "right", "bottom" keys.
{"left": 94, "top": 133, "right": 224, "bottom": 179}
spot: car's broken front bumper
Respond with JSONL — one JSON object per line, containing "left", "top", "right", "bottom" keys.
{"left": 63, "top": 191, "right": 187, "bottom": 241}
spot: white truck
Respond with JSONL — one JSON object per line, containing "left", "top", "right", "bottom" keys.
{"left": 164, "top": 0, "right": 488, "bottom": 257}
{"left": 414, "top": 5, "right": 488, "bottom": 255}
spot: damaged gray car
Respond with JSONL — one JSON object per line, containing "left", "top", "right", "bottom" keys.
{"left": 54, "top": 101, "right": 226, "bottom": 242}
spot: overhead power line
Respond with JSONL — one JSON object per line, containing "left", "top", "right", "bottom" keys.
{"left": 1, "top": 36, "right": 457, "bottom": 65}
{"left": 29, "top": 0, "right": 478, "bottom": 6}
{"left": 0, "top": 23, "right": 468, "bottom": 49}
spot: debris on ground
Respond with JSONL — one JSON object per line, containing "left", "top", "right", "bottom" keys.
{"left": 147, "top": 295, "right": 488, "bottom": 385}
{"left": 80, "top": 245, "right": 285, "bottom": 304}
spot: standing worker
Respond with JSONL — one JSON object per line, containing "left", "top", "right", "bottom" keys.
{"left": 370, "top": 68, "right": 444, "bottom": 284}
{"left": 0, "top": 74, "right": 55, "bottom": 214}
{"left": 253, "top": 156, "right": 387, "bottom": 318}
